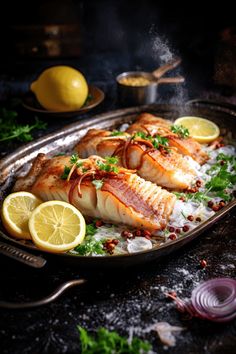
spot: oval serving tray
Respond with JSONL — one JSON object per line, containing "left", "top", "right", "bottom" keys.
{"left": 0, "top": 103, "right": 236, "bottom": 268}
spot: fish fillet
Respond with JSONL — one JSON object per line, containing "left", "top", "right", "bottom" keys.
{"left": 127, "top": 113, "right": 209, "bottom": 165}
{"left": 13, "top": 154, "right": 176, "bottom": 231}
{"left": 75, "top": 129, "right": 196, "bottom": 189}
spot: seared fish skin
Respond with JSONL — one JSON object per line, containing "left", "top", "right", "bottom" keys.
{"left": 75, "top": 129, "right": 196, "bottom": 190}
{"left": 127, "top": 113, "right": 209, "bottom": 165}
{"left": 13, "top": 154, "right": 176, "bottom": 231}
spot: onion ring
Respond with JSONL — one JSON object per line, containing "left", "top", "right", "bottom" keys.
{"left": 191, "top": 278, "right": 236, "bottom": 322}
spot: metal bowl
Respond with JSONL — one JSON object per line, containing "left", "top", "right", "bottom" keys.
{"left": 116, "top": 71, "right": 158, "bottom": 106}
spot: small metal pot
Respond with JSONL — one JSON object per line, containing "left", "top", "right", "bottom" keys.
{"left": 116, "top": 71, "right": 185, "bottom": 106}
{"left": 117, "top": 71, "right": 157, "bottom": 106}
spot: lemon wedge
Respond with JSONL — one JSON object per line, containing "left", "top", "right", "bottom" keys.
{"left": 28, "top": 201, "right": 86, "bottom": 253}
{"left": 174, "top": 116, "right": 220, "bottom": 143}
{"left": 30, "top": 66, "right": 88, "bottom": 112}
{"left": 1, "top": 192, "right": 42, "bottom": 239}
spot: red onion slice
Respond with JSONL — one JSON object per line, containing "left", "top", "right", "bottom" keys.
{"left": 191, "top": 278, "right": 236, "bottom": 322}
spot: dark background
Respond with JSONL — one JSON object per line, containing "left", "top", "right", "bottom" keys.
{"left": 0, "top": 2, "right": 236, "bottom": 354}
{"left": 0, "top": 0, "right": 236, "bottom": 101}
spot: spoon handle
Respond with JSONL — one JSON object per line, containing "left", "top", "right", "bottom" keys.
{"left": 158, "top": 76, "right": 185, "bottom": 84}
{"left": 152, "top": 58, "right": 182, "bottom": 79}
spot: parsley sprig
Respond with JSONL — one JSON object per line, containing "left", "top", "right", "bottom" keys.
{"left": 132, "top": 131, "right": 169, "bottom": 150}
{"left": 74, "top": 239, "right": 105, "bottom": 256}
{"left": 74, "top": 222, "right": 105, "bottom": 255}
{"left": 0, "top": 108, "right": 47, "bottom": 142}
{"left": 96, "top": 156, "right": 119, "bottom": 173}
{"left": 110, "top": 131, "right": 125, "bottom": 136}
{"left": 78, "top": 326, "right": 151, "bottom": 354}
{"left": 61, "top": 153, "right": 83, "bottom": 180}
{"left": 206, "top": 153, "right": 236, "bottom": 199}
{"left": 61, "top": 166, "right": 71, "bottom": 180}
{"left": 173, "top": 191, "right": 211, "bottom": 203}
{"left": 171, "top": 124, "right": 190, "bottom": 138}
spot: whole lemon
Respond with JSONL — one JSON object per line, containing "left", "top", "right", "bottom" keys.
{"left": 30, "top": 66, "right": 89, "bottom": 112}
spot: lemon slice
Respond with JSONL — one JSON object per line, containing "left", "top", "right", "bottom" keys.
{"left": 174, "top": 116, "right": 220, "bottom": 143}
{"left": 1, "top": 192, "right": 42, "bottom": 240}
{"left": 28, "top": 201, "right": 86, "bottom": 253}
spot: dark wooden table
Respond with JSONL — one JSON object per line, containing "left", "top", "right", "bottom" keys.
{"left": 0, "top": 56, "right": 235, "bottom": 353}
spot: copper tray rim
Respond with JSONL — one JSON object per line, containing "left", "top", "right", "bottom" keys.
{"left": 0, "top": 102, "right": 236, "bottom": 263}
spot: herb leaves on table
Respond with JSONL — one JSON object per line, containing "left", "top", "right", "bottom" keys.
{"left": 0, "top": 108, "right": 47, "bottom": 142}
{"left": 78, "top": 326, "right": 151, "bottom": 354}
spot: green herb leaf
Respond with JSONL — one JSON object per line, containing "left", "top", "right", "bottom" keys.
{"left": 171, "top": 124, "right": 190, "bottom": 138}
{"left": 0, "top": 109, "right": 47, "bottom": 143}
{"left": 110, "top": 131, "right": 125, "bottom": 136}
{"left": 76, "top": 161, "right": 83, "bottom": 168}
{"left": 77, "top": 326, "right": 151, "bottom": 354}
{"left": 92, "top": 179, "right": 104, "bottom": 190}
{"left": 152, "top": 135, "right": 169, "bottom": 149}
{"left": 105, "top": 156, "right": 119, "bottom": 164}
{"left": 97, "top": 160, "right": 119, "bottom": 173}
{"left": 74, "top": 239, "right": 104, "bottom": 256}
{"left": 132, "top": 132, "right": 169, "bottom": 150}
{"left": 70, "top": 153, "right": 79, "bottom": 164}
{"left": 173, "top": 191, "right": 211, "bottom": 203}
{"left": 60, "top": 166, "right": 71, "bottom": 180}
{"left": 86, "top": 223, "right": 97, "bottom": 236}
{"left": 132, "top": 131, "right": 146, "bottom": 139}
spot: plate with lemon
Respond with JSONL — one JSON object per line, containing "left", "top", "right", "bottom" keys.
{"left": 23, "top": 66, "right": 105, "bottom": 117}
{"left": 0, "top": 103, "right": 236, "bottom": 268}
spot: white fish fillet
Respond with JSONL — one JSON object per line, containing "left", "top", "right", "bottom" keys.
{"left": 13, "top": 154, "right": 176, "bottom": 231}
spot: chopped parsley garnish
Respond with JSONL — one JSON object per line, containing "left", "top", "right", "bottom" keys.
{"left": 61, "top": 166, "right": 71, "bottom": 180}
{"left": 60, "top": 153, "right": 83, "bottom": 179}
{"left": 171, "top": 124, "right": 190, "bottom": 138}
{"left": 70, "top": 153, "right": 83, "bottom": 167}
{"left": 86, "top": 223, "right": 97, "bottom": 236}
{"left": 133, "top": 131, "right": 146, "bottom": 139}
{"left": 97, "top": 159, "right": 119, "bottom": 173}
{"left": 216, "top": 153, "right": 236, "bottom": 169}
{"left": 173, "top": 191, "right": 211, "bottom": 203}
{"left": 152, "top": 135, "right": 169, "bottom": 149}
{"left": 105, "top": 156, "right": 119, "bottom": 164}
{"left": 74, "top": 221, "right": 105, "bottom": 255}
{"left": 132, "top": 131, "right": 169, "bottom": 150}
{"left": 77, "top": 326, "right": 151, "bottom": 354}
{"left": 70, "top": 153, "right": 79, "bottom": 164}
{"left": 74, "top": 239, "right": 105, "bottom": 256}
{"left": 206, "top": 154, "right": 236, "bottom": 198}
{"left": 110, "top": 131, "right": 125, "bottom": 136}
{"left": 92, "top": 179, "right": 104, "bottom": 190}
{"left": 174, "top": 152, "right": 236, "bottom": 204}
